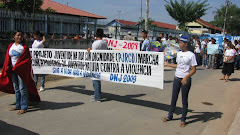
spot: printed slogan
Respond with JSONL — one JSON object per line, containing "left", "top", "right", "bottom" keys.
{"left": 30, "top": 49, "right": 164, "bottom": 89}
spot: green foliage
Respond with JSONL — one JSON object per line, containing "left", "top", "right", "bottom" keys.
{"left": 210, "top": 3, "right": 240, "bottom": 35}
{"left": 44, "top": 7, "right": 56, "bottom": 13}
{"left": 138, "top": 18, "right": 157, "bottom": 29}
{"left": 165, "top": 0, "right": 210, "bottom": 31}
{"left": 0, "top": 0, "right": 43, "bottom": 14}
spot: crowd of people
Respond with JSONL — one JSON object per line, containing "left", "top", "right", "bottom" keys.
{"left": 0, "top": 28, "right": 239, "bottom": 128}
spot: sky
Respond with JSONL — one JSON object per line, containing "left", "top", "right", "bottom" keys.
{"left": 52, "top": 0, "right": 240, "bottom": 25}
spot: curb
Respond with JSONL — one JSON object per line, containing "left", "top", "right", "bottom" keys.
{"left": 227, "top": 108, "right": 240, "bottom": 135}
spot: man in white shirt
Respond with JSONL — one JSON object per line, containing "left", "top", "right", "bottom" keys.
{"left": 201, "top": 38, "right": 207, "bottom": 48}
{"left": 141, "top": 30, "right": 151, "bottom": 51}
{"left": 87, "top": 28, "right": 107, "bottom": 102}
{"left": 32, "top": 31, "right": 46, "bottom": 92}
{"left": 194, "top": 40, "right": 201, "bottom": 65}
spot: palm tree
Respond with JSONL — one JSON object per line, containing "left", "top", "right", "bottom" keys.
{"left": 165, "top": 0, "right": 210, "bottom": 31}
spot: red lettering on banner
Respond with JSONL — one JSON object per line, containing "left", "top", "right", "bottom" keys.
{"left": 134, "top": 43, "right": 138, "bottom": 50}
{"left": 123, "top": 42, "right": 128, "bottom": 49}
{"left": 109, "top": 40, "right": 114, "bottom": 47}
{"left": 104, "top": 39, "right": 109, "bottom": 46}
{"left": 114, "top": 41, "right": 118, "bottom": 47}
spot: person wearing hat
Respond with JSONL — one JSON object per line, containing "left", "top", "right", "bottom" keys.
{"left": 163, "top": 35, "right": 197, "bottom": 127}
{"left": 123, "top": 31, "right": 134, "bottom": 41}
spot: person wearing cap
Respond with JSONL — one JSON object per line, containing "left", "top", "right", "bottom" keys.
{"left": 123, "top": 31, "right": 134, "bottom": 41}
{"left": 141, "top": 30, "right": 151, "bottom": 51}
{"left": 163, "top": 35, "right": 197, "bottom": 127}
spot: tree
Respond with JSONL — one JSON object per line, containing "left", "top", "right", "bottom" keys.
{"left": 210, "top": 3, "right": 240, "bottom": 35}
{"left": 164, "top": 0, "right": 209, "bottom": 31}
{"left": 0, "top": 0, "right": 43, "bottom": 14}
{"left": 44, "top": 7, "right": 56, "bottom": 13}
{"left": 138, "top": 18, "right": 157, "bottom": 29}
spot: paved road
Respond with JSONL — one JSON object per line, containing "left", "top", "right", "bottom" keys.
{"left": 0, "top": 67, "right": 240, "bottom": 135}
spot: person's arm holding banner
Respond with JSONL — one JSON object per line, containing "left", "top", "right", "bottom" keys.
{"left": 164, "top": 61, "right": 177, "bottom": 68}
{"left": 87, "top": 47, "right": 91, "bottom": 52}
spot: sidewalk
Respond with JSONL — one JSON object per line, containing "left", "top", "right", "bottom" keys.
{"left": 228, "top": 108, "right": 240, "bottom": 135}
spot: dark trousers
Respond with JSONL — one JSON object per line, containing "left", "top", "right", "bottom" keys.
{"left": 195, "top": 53, "right": 201, "bottom": 65}
{"left": 235, "top": 55, "right": 240, "bottom": 70}
{"left": 168, "top": 77, "right": 192, "bottom": 122}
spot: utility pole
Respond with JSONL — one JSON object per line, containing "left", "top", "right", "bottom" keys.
{"left": 141, "top": 0, "right": 143, "bottom": 21}
{"left": 223, "top": 0, "right": 229, "bottom": 37}
{"left": 66, "top": 1, "right": 71, "bottom": 6}
{"left": 145, "top": 0, "right": 149, "bottom": 31}
{"left": 117, "top": 10, "right": 121, "bottom": 20}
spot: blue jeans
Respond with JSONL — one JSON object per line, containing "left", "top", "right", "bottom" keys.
{"left": 34, "top": 74, "right": 45, "bottom": 87}
{"left": 202, "top": 57, "right": 207, "bottom": 66}
{"left": 12, "top": 72, "right": 28, "bottom": 110}
{"left": 168, "top": 76, "right": 191, "bottom": 122}
{"left": 92, "top": 80, "right": 101, "bottom": 100}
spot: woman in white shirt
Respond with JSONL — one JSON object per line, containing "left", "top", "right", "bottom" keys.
{"left": 163, "top": 35, "right": 197, "bottom": 127}
{"left": 220, "top": 43, "right": 235, "bottom": 82}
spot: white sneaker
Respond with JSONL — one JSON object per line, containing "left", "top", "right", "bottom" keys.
{"left": 39, "top": 87, "right": 45, "bottom": 92}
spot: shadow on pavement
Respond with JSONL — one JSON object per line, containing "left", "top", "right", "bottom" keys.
{"left": 196, "top": 68, "right": 205, "bottom": 70}
{"left": 27, "top": 101, "right": 84, "bottom": 113}
{"left": 172, "top": 111, "right": 223, "bottom": 125}
{"left": 164, "top": 69, "right": 175, "bottom": 71}
{"left": 229, "top": 78, "right": 240, "bottom": 81}
{"left": 164, "top": 80, "right": 173, "bottom": 83}
{"left": 187, "top": 111, "right": 223, "bottom": 124}
{"left": 0, "top": 120, "right": 39, "bottom": 135}
{"left": 48, "top": 85, "right": 193, "bottom": 115}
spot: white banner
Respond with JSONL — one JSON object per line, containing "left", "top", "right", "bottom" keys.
{"left": 30, "top": 49, "right": 164, "bottom": 89}
{"left": 103, "top": 38, "right": 140, "bottom": 51}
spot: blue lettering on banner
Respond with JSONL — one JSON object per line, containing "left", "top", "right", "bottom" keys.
{"left": 110, "top": 74, "right": 137, "bottom": 83}
{"left": 117, "top": 53, "right": 135, "bottom": 63}
{"left": 64, "top": 68, "right": 72, "bottom": 75}
{"left": 83, "top": 71, "right": 101, "bottom": 79}
{"left": 52, "top": 67, "right": 60, "bottom": 74}
{"left": 72, "top": 69, "right": 83, "bottom": 77}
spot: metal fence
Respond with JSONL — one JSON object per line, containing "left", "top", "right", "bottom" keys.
{"left": 97, "top": 21, "right": 190, "bottom": 40}
{"left": 0, "top": 9, "right": 97, "bottom": 39}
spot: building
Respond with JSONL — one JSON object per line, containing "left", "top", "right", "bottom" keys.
{"left": 152, "top": 21, "right": 177, "bottom": 30}
{"left": 106, "top": 19, "right": 184, "bottom": 39}
{"left": 186, "top": 19, "right": 223, "bottom": 35}
{"left": 0, "top": 0, "right": 107, "bottom": 38}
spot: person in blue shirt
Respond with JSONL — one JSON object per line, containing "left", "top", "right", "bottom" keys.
{"left": 141, "top": 30, "right": 151, "bottom": 51}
